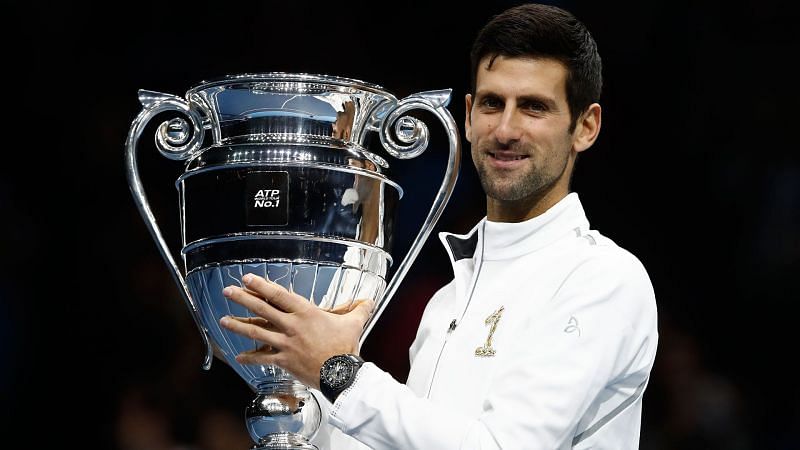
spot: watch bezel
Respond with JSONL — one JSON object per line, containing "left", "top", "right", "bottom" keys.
{"left": 322, "top": 355, "right": 355, "bottom": 388}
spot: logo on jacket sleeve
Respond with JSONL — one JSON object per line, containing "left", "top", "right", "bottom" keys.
{"left": 475, "top": 306, "right": 504, "bottom": 357}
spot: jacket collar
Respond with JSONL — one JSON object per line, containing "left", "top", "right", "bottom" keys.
{"left": 439, "top": 192, "right": 590, "bottom": 263}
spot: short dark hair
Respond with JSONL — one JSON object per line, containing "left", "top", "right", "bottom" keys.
{"left": 470, "top": 3, "right": 602, "bottom": 131}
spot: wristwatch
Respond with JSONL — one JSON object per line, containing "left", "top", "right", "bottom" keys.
{"left": 319, "top": 353, "right": 365, "bottom": 403}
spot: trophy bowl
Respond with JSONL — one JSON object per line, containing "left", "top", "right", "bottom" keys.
{"left": 125, "top": 72, "right": 460, "bottom": 449}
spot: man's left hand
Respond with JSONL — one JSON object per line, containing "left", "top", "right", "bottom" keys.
{"left": 219, "top": 273, "right": 374, "bottom": 389}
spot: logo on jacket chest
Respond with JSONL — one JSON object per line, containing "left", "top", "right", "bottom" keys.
{"left": 475, "top": 306, "right": 504, "bottom": 357}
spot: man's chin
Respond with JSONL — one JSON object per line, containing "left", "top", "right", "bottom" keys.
{"left": 484, "top": 185, "right": 527, "bottom": 202}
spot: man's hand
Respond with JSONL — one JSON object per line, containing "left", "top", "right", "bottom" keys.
{"left": 219, "top": 273, "right": 374, "bottom": 389}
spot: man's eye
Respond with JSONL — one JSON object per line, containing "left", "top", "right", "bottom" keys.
{"left": 480, "top": 97, "right": 502, "bottom": 108}
{"left": 523, "top": 102, "right": 547, "bottom": 113}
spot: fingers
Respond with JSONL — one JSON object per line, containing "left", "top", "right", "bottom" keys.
{"left": 222, "top": 284, "right": 291, "bottom": 330}
{"left": 223, "top": 315, "right": 273, "bottom": 329}
{"left": 326, "top": 299, "right": 375, "bottom": 333}
{"left": 219, "top": 315, "right": 283, "bottom": 367}
{"left": 235, "top": 345, "right": 282, "bottom": 366}
{"left": 328, "top": 298, "right": 375, "bottom": 315}
{"left": 241, "top": 273, "right": 309, "bottom": 313}
{"left": 350, "top": 299, "right": 376, "bottom": 327}
{"left": 219, "top": 315, "right": 285, "bottom": 349}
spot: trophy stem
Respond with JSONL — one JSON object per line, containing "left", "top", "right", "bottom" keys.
{"left": 245, "top": 380, "right": 321, "bottom": 450}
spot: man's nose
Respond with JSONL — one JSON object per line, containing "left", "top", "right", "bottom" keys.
{"left": 494, "top": 109, "right": 523, "bottom": 144}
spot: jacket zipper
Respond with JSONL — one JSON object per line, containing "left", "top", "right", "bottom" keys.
{"left": 426, "top": 224, "right": 485, "bottom": 399}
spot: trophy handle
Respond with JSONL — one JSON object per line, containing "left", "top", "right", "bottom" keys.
{"left": 360, "top": 89, "right": 462, "bottom": 345}
{"left": 124, "top": 89, "right": 216, "bottom": 369}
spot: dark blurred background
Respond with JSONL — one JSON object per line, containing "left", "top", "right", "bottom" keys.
{"left": 3, "top": 0, "right": 797, "bottom": 449}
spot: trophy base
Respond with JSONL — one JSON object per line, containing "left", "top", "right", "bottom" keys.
{"left": 252, "top": 433, "right": 318, "bottom": 450}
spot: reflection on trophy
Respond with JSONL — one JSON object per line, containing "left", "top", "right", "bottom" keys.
{"left": 125, "top": 73, "right": 460, "bottom": 449}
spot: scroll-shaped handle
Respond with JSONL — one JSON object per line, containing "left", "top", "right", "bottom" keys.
{"left": 360, "top": 89, "right": 462, "bottom": 345}
{"left": 124, "top": 90, "right": 216, "bottom": 369}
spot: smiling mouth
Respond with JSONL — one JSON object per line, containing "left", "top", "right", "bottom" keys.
{"left": 489, "top": 152, "right": 528, "bottom": 161}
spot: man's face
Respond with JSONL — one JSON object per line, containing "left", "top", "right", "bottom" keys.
{"left": 465, "top": 55, "right": 577, "bottom": 205}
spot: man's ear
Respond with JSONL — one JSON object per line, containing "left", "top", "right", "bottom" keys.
{"left": 573, "top": 103, "right": 601, "bottom": 153}
{"left": 464, "top": 94, "right": 473, "bottom": 143}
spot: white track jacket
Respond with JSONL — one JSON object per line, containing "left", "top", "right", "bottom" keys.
{"left": 311, "top": 193, "right": 659, "bottom": 449}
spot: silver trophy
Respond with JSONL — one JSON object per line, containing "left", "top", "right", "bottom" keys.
{"left": 125, "top": 73, "right": 460, "bottom": 449}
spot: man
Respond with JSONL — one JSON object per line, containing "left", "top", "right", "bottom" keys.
{"left": 220, "top": 4, "right": 658, "bottom": 448}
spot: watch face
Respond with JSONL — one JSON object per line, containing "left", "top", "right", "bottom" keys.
{"left": 322, "top": 356, "right": 354, "bottom": 389}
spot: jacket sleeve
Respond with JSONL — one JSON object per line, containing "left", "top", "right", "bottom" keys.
{"left": 326, "top": 251, "right": 657, "bottom": 449}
